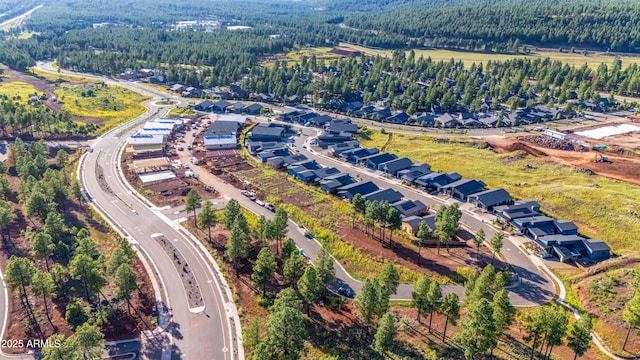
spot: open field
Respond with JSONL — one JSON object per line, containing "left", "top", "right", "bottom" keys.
{"left": 54, "top": 84, "right": 149, "bottom": 134}
{"left": 260, "top": 47, "right": 343, "bottom": 68}
{"left": 0, "top": 81, "right": 41, "bottom": 101}
{"left": 339, "top": 42, "right": 640, "bottom": 70}
{"left": 30, "top": 67, "right": 101, "bottom": 84}
{"left": 358, "top": 129, "right": 640, "bottom": 254}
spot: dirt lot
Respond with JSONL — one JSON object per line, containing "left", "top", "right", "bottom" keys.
{"left": 489, "top": 136, "right": 640, "bottom": 185}
{"left": 122, "top": 153, "right": 220, "bottom": 207}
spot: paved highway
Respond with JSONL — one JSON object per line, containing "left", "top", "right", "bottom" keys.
{"left": 34, "top": 63, "right": 242, "bottom": 360}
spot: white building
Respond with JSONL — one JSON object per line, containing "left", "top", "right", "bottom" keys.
{"left": 203, "top": 135, "right": 238, "bottom": 150}
{"left": 128, "top": 135, "right": 165, "bottom": 153}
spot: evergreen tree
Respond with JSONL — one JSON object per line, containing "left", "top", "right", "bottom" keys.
{"left": 32, "top": 270, "right": 55, "bottom": 324}
{"left": 5, "top": 256, "right": 36, "bottom": 307}
{"left": 490, "top": 232, "right": 504, "bottom": 265}
{"left": 298, "top": 266, "right": 321, "bottom": 316}
{"left": 351, "top": 193, "right": 366, "bottom": 228}
{"left": 184, "top": 189, "right": 202, "bottom": 227}
{"left": 281, "top": 237, "right": 297, "bottom": 261}
{"left": 374, "top": 312, "right": 396, "bottom": 354}
{"left": 416, "top": 220, "right": 431, "bottom": 263}
{"left": 30, "top": 232, "right": 55, "bottom": 271}
{"left": 283, "top": 251, "right": 304, "bottom": 286}
{"left": 425, "top": 281, "right": 442, "bottom": 333}
{"left": 252, "top": 247, "right": 277, "bottom": 296}
{"left": 567, "top": 315, "right": 592, "bottom": 360}
{"left": 69, "top": 253, "right": 106, "bottom": 301}
{"left": 491, "top": 289, "right": 515, "bottom": 356}
{"left": 253, "top": 215, "right": 269, "bottom": 248}
{"left": 271, "top": 288, "right": 304, "bottom": 313}
{"left": 198, "top": 200, "right": 217, "bottom": 243}
{"left": 377, "top": 262, "right": 400, "bottom": 295}
{"left": 457, "top": 298, "right": 497, "bottom": 360}
{"left": 473, "top": 228, "right": 485, "bottom": 260}
{"left": 226, "top": 216, "right": 249, "bottom": 277}
{"left": 315, "top": 245, "right": 335, "bottom": 289}
{"left": 41, "top": 334, "right": 81, "bottom": 360}
{"left": 440, "top": 292, "right": 460, "bottom": 343}
{"left": 260, "top": 307, "right": 307, "bottom": 360}
{"left": 115, "top": 263, "right": 137, "bottom": 313}
{"left": 223, "top": 199, "right": 241, "bottom": 229}
{"left": 75, "top": 322, "right": 105, "bottom": 360}
{"left": 412, "top": 274, "right": 430, "bottom": 323}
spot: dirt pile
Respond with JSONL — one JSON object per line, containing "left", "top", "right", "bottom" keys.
{"left": 522, "top": 135, "right": 588, "bottom": 152}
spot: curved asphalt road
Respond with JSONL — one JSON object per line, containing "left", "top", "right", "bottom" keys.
{"left": 33, "top": 63, "right": 242, "bottom": 360}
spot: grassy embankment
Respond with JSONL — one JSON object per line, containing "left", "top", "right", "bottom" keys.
{"left": 234, "top": 163, "right": 423, "bottom": 284}
{"left": 358, "top": 129, "right": 640, "bottom": 254}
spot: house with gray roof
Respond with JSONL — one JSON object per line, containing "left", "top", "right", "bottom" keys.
{"left": 493, "top": 200, "right": 541, "bottom": 221}
{"left": 249, "top": 123, "right": 287, "bottom": 142}
{"left": 328, "top": 141, "right": 359, "bottom": 157}
{"left": 319, "top": 173, "right": 355, "bottom": 194}
{"left": 398, "top": 164, "right": 432, "bottom": 184}
{"left": 440, "top": 179, "right": 486, "bottom": 200}
{"left": 313, "top": 167, "right": 341, "bottom": 180}
{"left": 378, "top": 157, "right": 413, "bottom": 176}
{"left": 467, "top": 188, "right": 513, "bottom": 210}
{"left": 337, "top": 181, "right": 380, "bottom": 200}
{"left": 360, "top": 152, "right": 397, "bottom": 169}
{"left": 392, "top": 199, "right": 428, "bottom": 217}
{"left": 363, "top": 188, "right": 404, "bottom": 204}
{"left": 326, "top": 120, "right": 358, "bottom": 134}
{"left": 341, "top": 148, "right": 379, "bottom": 162}
{"left": 414, "top": 172, "right": 462, "bottom": 191}
{"left": 402, "top": 215, "right": 436, "bottom": 236}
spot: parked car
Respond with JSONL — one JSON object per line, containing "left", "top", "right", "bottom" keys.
{"left": 255, "top": 200, "right": 265, "bottom": 206}
{"left": 263, "top": 203, "right": 275, "bottom": 212}
{"left": 338, "top": 286, "right": 355, "bottom": 298}
{"left": 298, "top": 224, "right": 310, "bottom": 237}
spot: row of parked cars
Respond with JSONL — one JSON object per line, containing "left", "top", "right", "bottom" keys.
{"left": 240, "top": 190, "right": 275, "bottom": 211}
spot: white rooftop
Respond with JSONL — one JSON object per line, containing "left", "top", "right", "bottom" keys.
{"left": 128, "top": 135, "right": 165, "bottom": 145}
{"left": 138, "top": 128, "right": 171, "bottom": 136}
{"left": 217, "top": 114, "right": 248, "bottom": 123}
{"left": 139, "top": 170, "right": 176, "bottom": 183}
{"left": 575, "top": 123, "right": 640, "bottom": 139}
{"left": 203, "top": 135, "right": 237, "bottom": 146}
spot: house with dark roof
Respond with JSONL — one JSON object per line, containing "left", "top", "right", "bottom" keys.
{"left": 440, "top": 179, "right": 486, "bottom": 200}
{"left": 244, "top": 103, "right": 263, "bottom": 115}
{"left": 493, "top": 200, "right": 541, "bottom": 221}
{"left": 378, "top": 157, "right": 413, "bottom": 177}
{"left": 287, "top": 160, "right": 320, "bottom": 177}
{"left": 361, "top": 153, "right": 397, "bottom": 170}
{"left": 249, "top": 123, "right": 287, "bottom": 141}
{"left": 414, "top": 113, "right": 436, "bottom": 127}
{"left": 402, "top": 215, "right": 436, "bottom": 236}
{"left": 279, "top": 154, "right": 308, "bottom": 168}
{"left": 312, "top": 167, "right": 340, "bottom": 180}
{"left": 386, "top": 112, "right": 410, "bottom": 124}
{"left": 309, "top": 115, "right": 333, "bottom": 127}
{"left": 363, "top": 188, "right": 404, "bottom": 204}
{"left": 398, "top": 164, "right": 432, "bottom": 184}
{"left": 512, "top": 216, "right": 557, "bottom": 239}
{"left": 328, "top": 141, "right": 359, "bottom": 157}
{"left": 294, "top": 170, "right": 318, "bottom": 183}
{"left": 582, "top": 239, "right": 611, "bottom": 260}
{"left": 295, "top": 112, "right": 320, "bottom": 124}
{"left": 279, "top": 110, "right": 301, "bottom": 122}
{"left": 316, "top": 133, "right": 354, "bottom": 148}
{"left": 195, "top": 100, "right": 215, "bottom": 112}
{"left": 342, "top": 101, "right": 363, "bottom": 113}
{"left": 392, "top": 199, "right": 428, "bottom": 217}
{"left": 247, "top": 141, "right": 287, "bottom": 155}
{"left": 211, "top": 100, "right": 232, "bottom": 113}
{"left": 414, "top": 172, "right": 462, "bottom": 192}
{"left": 337, "top": 181, "right": 380, "bottom": 200}
{"left": 341, "top": 148, "right": 379, "bottom": 163}
{"left": 353, "top": 105, "right": 375, "bottom": 118}
{"left": 467, "top": 188, "right": 513, "bottom": 210}
{"left": 326, "top": 120, "right": 358, "bottom": 134}
{"left": 436, "top": 114, "right": 462, "bottom": 128}
{"left": 256, "top": 148, "right": 289, "bottom": 163}
{"left": 319, "top": 173, "right": 355, "bottom": 194}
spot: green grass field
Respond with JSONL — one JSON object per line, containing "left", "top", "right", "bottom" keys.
{"left": 0, "top": 81, "right": 42, "bottom": 101}
{"left": 339, "top": 42, "right": 640, "bottom": 70}
{"left": 55, "top": 84, "right": 149, "bottom": 134}
{"left": 358, "top": 129, "right": 640, "bottom": 254}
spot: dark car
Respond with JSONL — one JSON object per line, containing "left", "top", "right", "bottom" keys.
{"left": 337, "top": 286, "right": 355, "bottom": 298}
